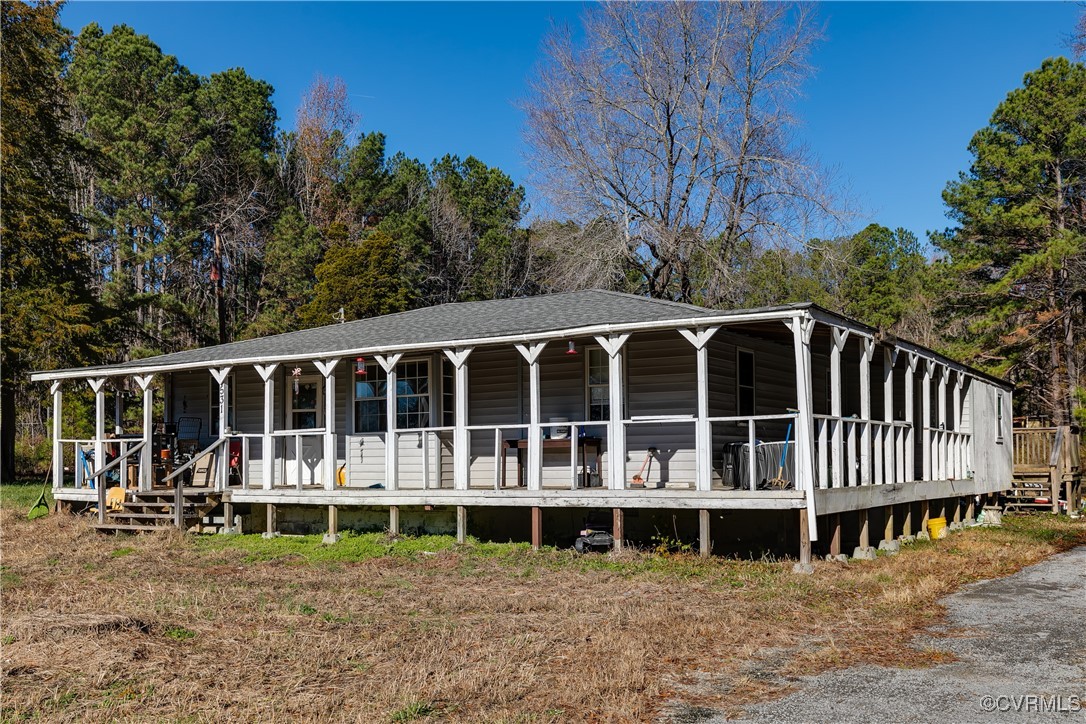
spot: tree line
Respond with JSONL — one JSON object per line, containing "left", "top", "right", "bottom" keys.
{"left": 2, "top": 1, "right": 1084, "bottom": 479}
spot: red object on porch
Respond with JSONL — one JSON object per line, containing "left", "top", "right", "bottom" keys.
{"left": 355, "top": 357, "right": 367, "bottom": 375}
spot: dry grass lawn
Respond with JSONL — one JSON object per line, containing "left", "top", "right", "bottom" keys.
{"left": 1, "top": 494, "right": 1083, "bottom": 723}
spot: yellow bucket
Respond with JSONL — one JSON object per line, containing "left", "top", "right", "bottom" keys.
{"left": 927, "top": 517, "right": 947, "bottom": 540}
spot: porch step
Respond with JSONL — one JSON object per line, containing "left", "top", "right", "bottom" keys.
{"left": 91, "top": 491, "right": 222, "bottom": 534}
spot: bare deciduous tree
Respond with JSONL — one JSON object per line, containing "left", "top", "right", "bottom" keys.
{"left": 524, "top": 1, "right": 840, "bottom": 305}
{"left": 290, "top": 74, "right": 356, "bottom": 229}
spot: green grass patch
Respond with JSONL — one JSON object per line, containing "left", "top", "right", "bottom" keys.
{"left": 111, "top": 547, "right": 135, "bottom": 558}
{"left": 164, "top": 626, "right": 196, "bottom": 641}
{"left": 0, "top": 480, "right": 52, "bottom": 516}
{"left": 389, "top": 700, "right": 434, "bottom": 722}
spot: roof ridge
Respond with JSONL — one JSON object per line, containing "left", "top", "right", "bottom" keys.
{"left": 585, "top": 288, "right": 716, "bottom": 315}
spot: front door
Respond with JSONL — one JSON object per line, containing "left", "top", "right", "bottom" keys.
{"left": 286, "top": 375, "right": 324, "bottom": 486}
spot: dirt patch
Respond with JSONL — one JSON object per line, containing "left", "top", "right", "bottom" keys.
{"left": 1, "top": 507, "right": 1083, "bottom": 722}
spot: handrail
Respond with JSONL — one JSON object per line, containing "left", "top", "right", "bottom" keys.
{"left": 163, "top": 438, "right": 228, "bottom": 483}
{"left": 1049, "top": 426, "right": 1065, "bottom": 468}
{"left": 87, "top": 440, "right": 147, "bottom": 481}
{"left": 707, "top": 413, "right": 796, "bottom": 423}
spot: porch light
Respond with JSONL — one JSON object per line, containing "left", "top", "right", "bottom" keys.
{"left": 355, "top": 357, "right": 367, "bottom": 376}
{"left": 566, "top": 340, "right": 578, "bottom": 355}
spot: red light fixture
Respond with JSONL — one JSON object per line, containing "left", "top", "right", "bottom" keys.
{"left": 355, "top": 357, "right": 367, "bottom": 375}
{"left": 566, "top": 340, "right": 578, "bottom": 355}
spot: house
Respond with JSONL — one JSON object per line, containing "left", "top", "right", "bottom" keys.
{"left": 32, "top": 290, "right": 1014, "bottom": 561}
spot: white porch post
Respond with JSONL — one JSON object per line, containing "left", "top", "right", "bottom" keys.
{"left": 255, "top": 364, "right": 279, "bottom": 490}
{"left": 883, "top": 347, "right": 897, "bottom": 485}
{"left": 314, "top": 359, "right": 339, "bottom": 491}
{"left": 514, "top": 342, "right": 547, "bottom": 491}
{"left": 210, "top": 367, "right": 233, "bottom": 492}
{"left": 88, "top": 378, "right": 107, "bottom": 483}
{"left": 922, "top": 359, "right": 933, "bottom": 481}
{"left": 953, "top": 371, "right": 963, "bottom": 479}
{"left": 830, "top": 328, "right": 849, "bottom": 488}
{"left": 905, "top": 353, "right": 917, "bottom": 482}
{"left": 375, "top": 354, "right": 403, "bottom": 491}
{"left": 937, "top": 364, "right": 948, "bottom": 480}
{"left": 443, "top": 348, "right": 473, "bottom": 490}
{"left": 679, "top": 326, "right": 720, "bottom": 493}
{"left": 788, "top": 315, "right": 818, "bottom": 541}
{"left": 858, "top": 337, "right": 874, "bottom": 485}
{"left": 134, "top": 375, "right": 156, "bottom": 492}
{"left": 50, "top": 381, "right": 63, "bottom": 491}
{"left": 594, "top": 333, "right": 630, "bottom": 490}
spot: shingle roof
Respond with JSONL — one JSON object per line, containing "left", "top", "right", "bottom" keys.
{"left": 44, "top": 290, "right": 778, "bottom": 376}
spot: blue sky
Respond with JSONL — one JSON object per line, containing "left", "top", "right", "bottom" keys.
{"left": 60, "top": 1, "right": 1081, "bottom": 241}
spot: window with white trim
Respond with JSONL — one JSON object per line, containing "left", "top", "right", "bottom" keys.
{"left": 586, "top": 346, "right": 610, "bottom": 421}
{"left": 353, "top": 359, "right": 431, "bottom": 432}
{"left": 737, "top": 349, "right": 756, "bottom": 417}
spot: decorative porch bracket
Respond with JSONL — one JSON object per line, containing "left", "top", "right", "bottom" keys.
{"left": 785, "top": 315, "right": 818, "bottom": 542}
{"left": 88, "top": 377, "right": 108, "bottom": 484}
{"left": 255, "top": 363, "right": 280, "bottom": 490}
{"left": 514, "top": 342, "right": 548, "bottom": 491}
{"left": 210, "top": 367, "right": 233, "bottom": 491}
{"left": 374, "top": 354, "right": 404, "bottom": 491}
{"left": 134, "top": 374, "right": 156, "bottom": 492}
{"left": 678, "top": 326, "right": 720, "bottom": 492}
{"left": 442, "top": 348, "right": 473, "bottom": 490}
{"left": 593, "top": 333, "right": 630, "bottom": 490}
{"left": 313, "top": 359, "right": 340, "bottom": 492}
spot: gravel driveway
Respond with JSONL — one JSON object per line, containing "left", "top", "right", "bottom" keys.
{"left": 721, "top": 546, "right": 1086, "bottom": 723}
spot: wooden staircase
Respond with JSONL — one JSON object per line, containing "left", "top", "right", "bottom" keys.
{"left": 1007, "top": 426, "right": 1082, "bottom": 513}
{"left": 93, "top": 489, "right": 222, "bottom": 533}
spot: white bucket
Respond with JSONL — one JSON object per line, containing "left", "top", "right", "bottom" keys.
{"left": 549, "top": 417, "right": 570, "bottom": 439}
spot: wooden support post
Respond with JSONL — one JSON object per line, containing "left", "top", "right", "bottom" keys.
{"left": 698, "top": 508, "right": 711, "bottom": 557}
{"left": 223, "top": 501, "right": 234, "bottom": 532}
{"left": 938, "top": 365, "right": 948, "bottom": 480}
{"left": 313, "top": 359, "right": 339, "bottom": 492}
{"left": 859, "top": 337, "right": 874, "bottom": 485}
{"left": 594, "top": 334, "right": 630, "bottom": 490}
{"left": 883, "top": 347, "right": 897, "bottom": 485}
{"left": 375, "top": 354, "right": 404, "bottom": 491}
{"left": 830, "top": 329, "right": 849, "bottom": 489}
{"left": 265, "top": 503, "right": 276, "bottom": 535}
{"left": 255, "top": 364, "right": 279, "bottom": 491}
{"left": 174, "top": 477, "right": 184, "bottom": 529}
{"left": 921, "top": 499, "right": 930, "bottom": 532}
{"left": 456, "top": 506, "right": 467, "bottom": 544}
{"left": 443, "top": 348, "right": 473, "bottom": 491}
{"left": 799, "top": 509, "right": 812, "bottom": 567}
{"left": 679, "top": 327, "right": 721, "bottom": 493}
{"left": 612, "top": 508, "right": 624, "bottom": 551}
{"left": 514, "top": 343, "right": 548, "bottom": 492}
{"left": 89, "top": 378, "right": 107, "bottom": 488}
{"left": 210, "top": 368, "right": 232, "bottom": 492}
{"left": 903, "top": 503, "right": 913, "bottom": 537}
{"left": 135, "top": 375, "right": 155, "bottom": 492}
{"left": 859, "top": 509, "right": 870, "bottom": 549}
{"left": 787, "top": 315, "right": 818, "bottom": 543}
{"left": 389, "top": 505, "right": 400, "bottom": 536}
{"left": 884, "top": 505, "right": 894, "bottom": 543}
{"left": 328, "top": 505, "right": 338, "bottom": 537}
{"left": 922, "top": 359, "right": 933, "bottom": 481}
{"left": 829, "top": 513, "right": 842, "bottom": 556}
{"left": 905, "top": 353, "right": 917, "bottom": 482}
{"left": 952, "top": 496, "right": 961, "bottom": 524}
{"left": 966, "top": 496, "right": 975, "bottom": 523}
{"left": 50, "top": 381, "right": 63, "bottom": 491}
{"left": 530, "top": 506, "right": 542, "bottom": 550}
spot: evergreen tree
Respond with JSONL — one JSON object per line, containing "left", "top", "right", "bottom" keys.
{"left": 936, "top": 58, "right": 1086, "bottom": 423}
{"left": 1, "top": 0, "right": 105, "bottom": 480}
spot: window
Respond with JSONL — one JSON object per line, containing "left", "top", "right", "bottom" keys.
{"left": 586, "top": 347, "right": 610, "bottom": 421}
{"left": 441, "top": 358, "right": 455, "bottom": 427}
{"left": 995, "top": 392, "right": 1004, "bottom": 443}
{"left": 353, "top": 359, "right": 431, "bottom": 432}
{"left": 737, "top": 349, "right": 756, "bottom": 417}
{"left": 354, "top": 363, "right": 387, "bottom": 433}
{"left": 290, "top": 376, "right": 321, "bottom": 429}
{"left": 210, "top": 375, "right": 236, "bottom": 435}
{"left": 396, "top": 360, "right": 430, "bottom": 429}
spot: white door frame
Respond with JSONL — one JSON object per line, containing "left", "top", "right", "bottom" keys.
{"left": 285, "top": 373, "right": 324, "bottom": 486}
